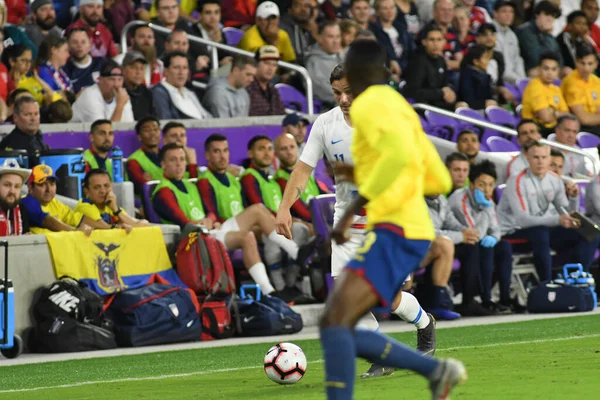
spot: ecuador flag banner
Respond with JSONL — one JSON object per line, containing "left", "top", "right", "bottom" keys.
{"left": 46, "top": 227, "right": 183, "bottom": 295}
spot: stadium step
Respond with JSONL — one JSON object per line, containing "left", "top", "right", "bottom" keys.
{"left": 291, "top": 304, "right": 325, "bottom": 327}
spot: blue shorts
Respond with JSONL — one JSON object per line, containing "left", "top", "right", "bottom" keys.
{"left": 345, "top": 224, "right": 431, "bottom": 311}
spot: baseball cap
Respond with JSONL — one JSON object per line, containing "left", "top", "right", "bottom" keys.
{"left": 282, "top": 113, "right": 309, "bottom": 127}
{"left": 255, "top": 45, "right": 280, "bottom": 61}
{"left": 477, "top": 23, "right": 496, "bottom": 35}
{"left": 30, "top": 0, "right": 53, "bottom": 13}
{"left": 122, "top": 51, "right": 148, "bottom": 67}
{"left": 256, "top": 1, "right": 280, "bottom": 19}
{"left": 0, "top": 159, "right": 31, "bottom": 183}
{"left": 493, "top": 0, "right": 517, "bottom": 11}
{"left": 100, "top": 60, "right": 123, "bottom": 77}
{"left": 28, "top": 164, "right": 57, "bottom": 184}
{"left": 79, "top": 0, "right": 104, "bottom": 6}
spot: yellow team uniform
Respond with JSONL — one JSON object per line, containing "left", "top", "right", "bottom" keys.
{"left": 237, "top": 25, "right": 296, "bottom": 62}
{"left": 74, "top": 200, "right": 125, "bottom": 224}
{"left": 350, "top": 85, "right": 452, "bottom": 239}
{"left": 561, "top": 70, "right": 600, "bottom": 114}
{"left": 521, "top": 77, "right": 568, "bottom": 128}
{"left": 30, "top": 198, "right": 84, "bottom": 234}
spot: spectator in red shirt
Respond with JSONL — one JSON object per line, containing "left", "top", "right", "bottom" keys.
{"left": 221, "top": 0, "right": 258, "bottom": 29}
{"left": 4, "top": 0, "right": 27, "bottom": 25}
{"left": 582, "top": 0, "right": 600, "bottom": 54}
{"left": 0, "top": 30, "right": 7, "bottom": 106}
{"left": 66, "top": 0, "right": 119, "bottom": 58}
{"left": 454, "top": 7, "right": 477, "bottom": 55}
{"left": 459, "top": 0, "right": 491, "bottom": 31}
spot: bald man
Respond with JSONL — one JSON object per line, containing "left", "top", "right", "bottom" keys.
{"left": 274, "top": 133, "right": 329, "bottom": 223}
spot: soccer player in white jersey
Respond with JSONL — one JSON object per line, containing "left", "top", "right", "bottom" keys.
{"left": 276, "top": 65, "right": 436, "bottom": 378}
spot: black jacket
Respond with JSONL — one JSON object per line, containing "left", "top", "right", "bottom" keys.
{"left": 126, "top": 84, "right": 154, "bottom": 120}
{"left": 0, "top": 127, "right": 49, "bottom": 167}
{"left": 403, "top": 50, "right": 454, "bottom": 110}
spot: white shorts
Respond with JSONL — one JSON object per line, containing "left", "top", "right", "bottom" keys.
{"left": 330, "top": 228, "right": 411, "bottom": 284}
{"left": 210, "top": 217, "right": 240, "bottom": 249}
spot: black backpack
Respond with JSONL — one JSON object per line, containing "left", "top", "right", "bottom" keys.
{"left": 29, "top": 278, "right": 117, "bottom": 353}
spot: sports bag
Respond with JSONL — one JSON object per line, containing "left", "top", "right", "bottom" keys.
{"left": 107, "top": 283, "right": 202, "bottom": 347}
{"left": 199, "top": 299, "right": 235, "bottom": 341}
{"left": 175, "top": 225, "right": 236, "bottom": 297}
{"left": 527, "top": 282, "right": 595, "bottom": 313}
{"left": 29, "top": 277, "right": 117, "bottom": 353}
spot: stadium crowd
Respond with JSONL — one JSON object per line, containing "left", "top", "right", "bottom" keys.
{"left": 0, "top": 0, "right": 600, "bottom": 320}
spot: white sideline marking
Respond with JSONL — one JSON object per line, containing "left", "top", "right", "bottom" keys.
{"left": 0, "top": 333, "right": 598, "bottom": 394}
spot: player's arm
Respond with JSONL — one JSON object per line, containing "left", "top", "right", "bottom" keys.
{"left": 422, "top": 137, "right": 453, "bottom": 196}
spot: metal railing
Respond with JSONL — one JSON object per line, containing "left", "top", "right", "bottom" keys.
{"left": 120, "top": 20, "right": 315, "bottom": 115}
{"left": 413, "top": 103, "right": 598, "bottom": 175}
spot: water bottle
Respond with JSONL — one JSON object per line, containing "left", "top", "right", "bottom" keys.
{"left": 111, "top": 146, "right": 124, "bottom": 183}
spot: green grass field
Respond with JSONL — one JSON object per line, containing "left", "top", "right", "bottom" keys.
{"left": 0, "top": 315, "right": 598, "bottom": 399}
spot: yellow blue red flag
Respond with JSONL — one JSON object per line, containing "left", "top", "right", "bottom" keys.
{"left": 45, "top": 227, "right": 184, "bottom": 295}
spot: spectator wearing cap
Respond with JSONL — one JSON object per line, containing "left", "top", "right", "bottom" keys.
{"left": 0, "top": 160, "right": 39, "bottom": 236}
{"left": 0, "top": 96, "right": 48, "bottom": 167}
{"left": 221, "top": 0, "right": 258, "bottom": 29}
{"left": 20, "top": 164, "right": 97, "bottom": 235}
{"left": 151, "top": 0, "right": 194, "bottom": 57}
{"left": 63, "top": 27, "right": 106, "bottom": 94}
{"left": 191, "top": 0, "right": 232, "bottom": 68}
{"left": 282, "top": 113, "right": 309, "bottom": 156}
{"left": 306, "top": 21, "right": 344, "bottom": 109}
{"left": 492, "top": 0, "right": 526, "bottom": 85}
{"left": 24, "top": 0, "right": 63, "bottom": 48}
{"left": 71, "top": 60, "right": 134, "bottom": 122}
{"left": 66, "top": 0, "right": 119, "bottom": 59}
{"left": 36, "top": 36, "right": 74, "bottom": 94}
{"left": 516, "top": 1, "right": 563, "bottom": 76}
{"left": 247, "top": 46, "right": 286, "bottom": 116}
{"left": 114, "top": 24, "right": 164, "bottom": 87}
{"left": 557, "top": 11, "right": 598, "bottom": 74}
{"left": 202, "top": 55, "right": 256, "bottom": 118}
{"left": 126, "top": 116, "right": 163, "bottom": 197}
{"left": 280, "top": 0, "right": 319, "bottom": 66}
{"left": 238, "top": 1, "right": 296, "bottom": 63}
{"left": 152, "top": 52, "right": 212, "bottom": 120}
{"left": 475, "top": 23, "right": 516, "bottom": 106}
{"left": 122, "top": 52, "right": 154, "bottom": 120}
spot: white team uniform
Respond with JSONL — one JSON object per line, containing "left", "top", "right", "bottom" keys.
{"left": 299, "top": 107, "right": 368, "bottom": 277}
{"left": 210, "top": 217, "right": 240, "bottom": 248}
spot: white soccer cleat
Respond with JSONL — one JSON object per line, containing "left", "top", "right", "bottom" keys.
{"left": 429, "top": 358, "right": 468, "bottom": 400}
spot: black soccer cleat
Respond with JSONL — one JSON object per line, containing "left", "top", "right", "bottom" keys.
{"left": 417, "top": 313, "right": 437, "bottom": 357}
{"left": 295, "top": 237, "right": 320, "bottom": 267}
{"left": 360, "top": 363, "right": 395, "bottom": 379}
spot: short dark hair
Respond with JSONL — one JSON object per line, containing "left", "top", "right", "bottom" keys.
{"left": 462, "top": 44, "right": 488, "bottom": 68}
{"left": 355, "top": 29, "right": 376, "bottom": 40}
{"left": 46, "top": 100, "right": 72, "bottom": 123}
{"left": 205, "top": 133, "right": 228, "bottom": 151}
{"left": 330, "top": 64, "right": 345, "bottom": 83}
{"left": 567, "top": 10, "right": 588, "bottom": 25}
{"left": 7, "top": 88, "right": 32, "bottom": 107}
{"left": 534, "top": 0, "right": 561, "bottom": 18}
{"left": 421, "top": 25, "right": 443, "bottom": 40}
{"left": 198, "top": 0, "right": 221, "bottom": 12}
{"left": 83, "top": 168, "right": 111, "bottom": 189}
{"left": 319, "top": 20, "right": 339, "bottom": 35}
{"left": 248, "top": 135, "right": 272, "bottom": 150}
{"left": 13, "top": 96, "right": 38, "bottom": 116}
{"left": 166, "top": 29, "right": 188, "bottom": 44}
{"left": 445, "top": 152, "right": 469, "bottom": 167}
{"left": 477, "top": 23, "right": 496, "bottom": 35}
{"left": 457, "top": 129, "right": 479, "bottom": 141}
{"left": 469, "top": 160, "right": 497, "bottom": 182}
{"left": 539, "top": 51, "right": 560, "bottom": 66}
{"left": 163, "top": 51, "right": 188, "bottom": 68}
{"left": 66, "top": 26, "right": 88, "bottom": 40}
{"left": 516, "top": 119, "right": 540, "bottom": 134}
{"left": 550, "top": 149, "right": 564, "bottom": 159}
{"left": 556, "top": 113, "right": 579, "bottom": 128}
{"left": 159, "top": 142, "right": 185, "bottom": 161}
{"left": 135, "top": 116, "right": 160, "bottom": 135}
{"left": 575, "top": 43, "right": 597, "bottom": 60}
{"left": 231, "top": 54, "right": 256, "bottom": 71}
{"left": 162, "top": 121, "right": 185, "bottom": 137}
{"left": 345, "top": 39, "right": 387, "bottom": 90}
{"left": 131, "top": 23, "right": 152, "bottom": 37}
{"left": 91, "top": 119, "right": 112, "bottom": 134}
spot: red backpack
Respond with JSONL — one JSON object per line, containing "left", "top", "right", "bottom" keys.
{"left": 175, "top": 229, "right": 236, "bottom": 297}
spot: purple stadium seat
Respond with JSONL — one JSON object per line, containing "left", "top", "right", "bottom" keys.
{"left": 310, "top": 194, "right": 336, "bottom": 238}
{"left": 504, "top": 82, "right": 521, "bottom": 103}
{"left": 486, "top": 136, "right": 519, "bottom": 152}
{"left": 577, "top": 181, "right": 589, "bottom": 213}
{"left": 424, "top": 110, "right": 460, "bottom": 140}
{"left": 142, "top": 181, "right": 161, "bottom": 223}
{"left": 275, "top": 83, "right": 321, "bottom": 113}
{"left": 516, "top": 78, "right": 530, "bottom": 97}
{"left": 485, "top": 106, "right": 515, "bottom": 128}
{"left": 455, "top": 107, "right": 491, "bottom": 141}
{"left": 577, "top": 132, "right": 600, "bottom": 148}
{"left": 419, "top": 115, "right": 430, "bottom": 130}
{"left": 223, "top": 27, "right": 244, "bottom": 46}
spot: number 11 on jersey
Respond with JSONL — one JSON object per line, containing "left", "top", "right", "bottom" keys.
{"left": 334, "top": 153, "right": 345, "bottom": 163}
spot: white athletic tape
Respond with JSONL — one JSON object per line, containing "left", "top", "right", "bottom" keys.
{"left": 0, "top": 333, "right": 598, "bottom": 394}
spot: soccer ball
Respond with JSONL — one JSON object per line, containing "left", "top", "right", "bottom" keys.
{"left": 263, "top": 342, "right": 307, "bottom": 384}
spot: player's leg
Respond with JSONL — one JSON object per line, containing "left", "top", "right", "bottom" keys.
{"left": 234, "top": 204, "right": 317, "bottom": 265}
{"left": 423, "top": 237, "right": 461, "bottom": 320}
{"left": 390, "top": 290, "right": 436, "bottom": 357}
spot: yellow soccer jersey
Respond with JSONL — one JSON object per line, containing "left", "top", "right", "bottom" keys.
{"left": 521, "top": 78, "right": 568, "bottom": 128}
{"left": 561, "top": 70, "right": 600, "bottom": 114}
{"left": 350, "top": 85, "right": 452, "bottom": 239}
{"left": 74, "top": 199, "right": 126, "bottom": 225}
{"left": 30, "top": 198, "right": 84, "bottom": 234}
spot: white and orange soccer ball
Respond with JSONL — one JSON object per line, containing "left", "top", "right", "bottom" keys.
{"left": 263, "top": 342, "right": 307, "bottom": 385}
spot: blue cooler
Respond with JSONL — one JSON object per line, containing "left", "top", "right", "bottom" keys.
{"left": 0, "top": 240, "right": 21, "bottom": 358}
{"left": 39, "top": 149, "right": 86, "bottom": 200}
{"left": 0, "top": 150, "right": 29, "bottom": 168}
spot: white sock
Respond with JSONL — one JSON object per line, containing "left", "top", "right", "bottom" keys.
{"left": 268, "top": 230, "right": 299, "bottom": 259}
{"left": 269, "top": 268, "right": 286, "bottom": 291}
{"left": 392, "top": 291, "right": 430, "bottom": 330}
{"left": 248, "top": 263, "right": 275, "bottom": 294}
{"left": 356, "top": 311, "right": 380, "bottom": 331}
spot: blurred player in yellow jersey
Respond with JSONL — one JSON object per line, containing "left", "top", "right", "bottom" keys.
{"left": 319, "top": 40, "right": 467, "bottom": 400}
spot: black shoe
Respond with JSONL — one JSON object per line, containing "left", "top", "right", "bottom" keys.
{"left": 360, "top": 364, "right": 395, "bottom": 378}
{"left": 270, "top": 288, "right": 296, "bottom": 304}
{"left": 485, "top": 301, "right": 513, "bottom": 315}
{"left": 456, "top": 302, "right": 498, "bottom": 317}
{"left": 295, "top": 237, "right": 320, "bottom": 267}
{"left": 417, "top": 313, "right": 436, "bottom": 357}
